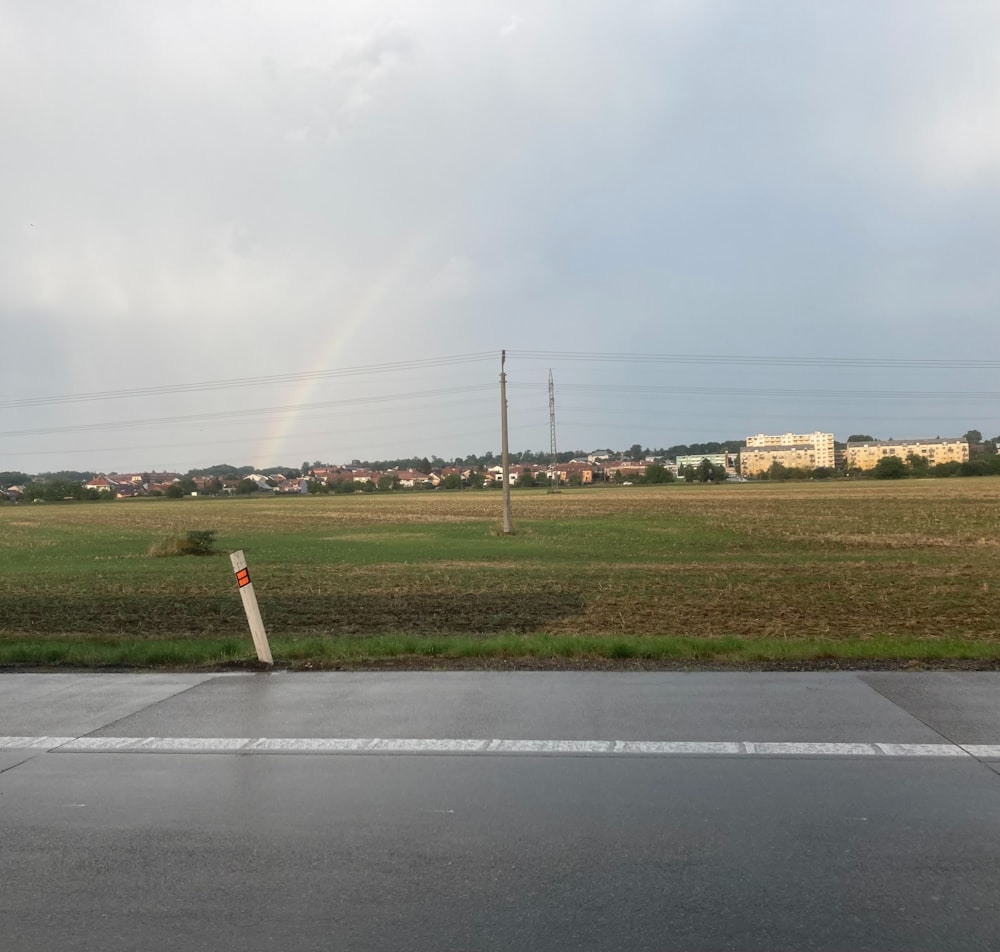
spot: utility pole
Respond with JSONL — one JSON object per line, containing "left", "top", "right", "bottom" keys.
{"left": 499, "top": 350, "right": 513, "bottom": 534}
{"left": 547, "top": 368, "right": 559, "bottom": 492}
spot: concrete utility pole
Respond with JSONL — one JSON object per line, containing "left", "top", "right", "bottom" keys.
{"left": 547, "top": 368, "right": 558, "bottom": 492}
{"left": 499, "top": 350, "right": 513, "bottom": 534}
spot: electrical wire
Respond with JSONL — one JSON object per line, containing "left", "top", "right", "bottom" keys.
{"left": 7, "top": 348, "right": 998, "bottom": 412}
{"left": 0, "top": 352, "right": 498, "bottom": 410}
{"left": 508, "top": 350, "right": 1000, "bottom": 370}
{"left": 0, "top": 385, "right": 495, "bottom": 439}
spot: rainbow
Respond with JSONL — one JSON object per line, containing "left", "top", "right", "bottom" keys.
{"left": 252, "top": 245, "right": 425, "bottom": 467}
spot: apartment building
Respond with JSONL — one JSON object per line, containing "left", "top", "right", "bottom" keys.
{"left": 676, "top": 453, "right": 738, "bottom": 473}
{"left": 740, "top": 432, "right": 835, "bottom": 476}
{"left": 845, "top": 438, "right": 969, "bottom": 471}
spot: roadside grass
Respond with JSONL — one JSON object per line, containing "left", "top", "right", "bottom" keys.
{"left": 2, "top": 480, "right": 1000, "bottom": 667}
{"left": 1, "top": 633, "right": 997, "bottom": 670}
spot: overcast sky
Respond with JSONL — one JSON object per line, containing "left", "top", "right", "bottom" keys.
{"left": 2, "top": 1, "right": 999, "bottom": 474}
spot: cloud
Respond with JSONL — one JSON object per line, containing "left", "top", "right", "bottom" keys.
{"left": 1, "top": 1, "right": 998, "bottom": 471}
{"left": 500, "top": 15, "right": 522, "bottom": 38}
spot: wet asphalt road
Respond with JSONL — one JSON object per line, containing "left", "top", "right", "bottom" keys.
{"left": 2, "top": 671, "right": 999, "bottom": 951}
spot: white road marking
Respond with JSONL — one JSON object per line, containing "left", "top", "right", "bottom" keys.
{"left": 58, "top": 737, "right": 152, "bottom": 751}
{"left": 617, "top": 741, "right": 743, "bottom": 754}
{"left": 0, "top": 736, "right": 75, "bottom": 749}
{"left": 247, "top": 738, "right": 376, "bottom": 752}
{"left": 875, "top": 743, "right": 969, "bottom": 757}
{"left": 0, "top": 736, "right": 996, "bottom": 758}
{"left": 747, "top": 742, "right": 881, "bottom": 756}
{"left": 140, "top": 737, "right": 253, "bottom": 752}
{"left": 962, "top": 745, "right": 1000, "bottom": 759}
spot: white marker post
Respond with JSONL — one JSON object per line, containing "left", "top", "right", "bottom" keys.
{"left": 229, "top": 550, "right": 273, "bottom": 665}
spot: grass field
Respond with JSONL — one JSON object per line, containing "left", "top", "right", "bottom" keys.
{"left": 2, "top": 480, "right": 999, "bottom": 668}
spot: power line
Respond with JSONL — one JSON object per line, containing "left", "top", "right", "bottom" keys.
{"left": 509, "top": 383, "right": 1000, "bottom": 400}
{"left": 0, "top": 352, "right": 497, "bottom": 410}
{"left": 8, "top": 348, "right": 998, "bottom": 413}
{"left": 508, "top": 350, "right": 1000, "bottom": 370}
{"left": 0, "top": 385, "right": 495, "bottom": 439}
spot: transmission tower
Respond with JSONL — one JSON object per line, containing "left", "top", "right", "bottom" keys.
{"left": 548, "top": 369, "right": 558, "bottom": 492}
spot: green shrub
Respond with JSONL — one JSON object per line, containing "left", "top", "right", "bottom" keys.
{"left": 150, "top": 529, "right": 218, "bottom": 557}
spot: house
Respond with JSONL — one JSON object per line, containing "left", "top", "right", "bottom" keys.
{"left": 83, "top": 475, "right": 121, "bottom": 493}
{"left": 277, "top": 478, "right": 309, "bottom": 494}
{"left": 395, "top": 469, "right": 432, "bottom": 488}
{"left": 603, "top": 460, "right": 647, "bottom": 480}
{"left": 550, "top": 462, "right": 595, "bottom": 485}
{"left": 109, "top": 473, "right": 147, "bottom": 487}
{"left": 144, "top": 471, "right": 181, "bottom": 484}
{"left": 147, "top": 480, "right": 179, "bottom": 495}
{"left": 307, "top": 467, "right": 344, "bottom": 484}
{"left": 349, "top": 469, "right": 381, "bottom": 485}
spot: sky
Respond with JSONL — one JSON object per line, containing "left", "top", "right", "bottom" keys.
{"left": 2, "top": 1, "right": 999, "bottom": 475}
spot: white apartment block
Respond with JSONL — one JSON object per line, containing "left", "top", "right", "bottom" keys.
{"left": 675, "top": 453, "right": 738, "bottom": 473}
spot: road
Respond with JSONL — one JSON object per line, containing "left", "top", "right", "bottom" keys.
{"left": 2, "top": 671, "right": 999, "bottom": 951}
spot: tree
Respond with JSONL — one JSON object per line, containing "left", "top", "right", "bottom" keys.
{"left": 765, "top": 461, "right": 788, "bottom": 481}
{"left": 959, "top": 459, "right": 991, "bottom": 477}
{"left": 0, "top": 472, "right": 30, "bottom": 487}
{"left": 873, "top": 456, "right": 907, "bottom": 479}
{"left": 964, "top": 429, "right": 983, "bottom": 444}
{"left": 517, "top": 468, "right": 536, "bottom": 488}
{"left": 377, "top": 473, "right": 399, "bottom": 492}
{"left": 643, "top": 463, "right": 675, "bottom": 484}
{"left": 441, "top": 473, "right": 462, "bottom": 490}
{"left": 23, "top": 479, "right": 86, "bottom": 501}
{"left": 847, "top": 435, "right": 874, "bottom": 443}
{"left": 164, "top": 483, "right": 184, "bottom": 499}
{"left": 905, "top": 453, "right": 930, "bottom": 478}
{"left": 629, "top": 443, "right": 643, "bottom": 461}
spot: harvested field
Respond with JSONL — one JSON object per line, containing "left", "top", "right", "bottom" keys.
{"left": 1, "top": 480, "right": 999, "bottom": 667}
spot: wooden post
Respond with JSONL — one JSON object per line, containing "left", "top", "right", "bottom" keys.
{"left": 229, "top": 550, "right": 273, "bottom": 665}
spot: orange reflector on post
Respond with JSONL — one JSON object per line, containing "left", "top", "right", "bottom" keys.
{"left": 236, "top": 567, "right": 251, "bottom": 588}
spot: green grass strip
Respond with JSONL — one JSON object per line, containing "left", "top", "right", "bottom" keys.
{"left": 1, "top": 633, "right": 999, "bottom": 669}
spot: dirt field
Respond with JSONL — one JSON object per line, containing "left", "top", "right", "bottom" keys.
{"left": 1, "top": 480, "right": 999, "bottom": 664}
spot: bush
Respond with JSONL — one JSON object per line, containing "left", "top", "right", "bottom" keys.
{"left": 150, "top": 529, "right": 218, "bottom": 557}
